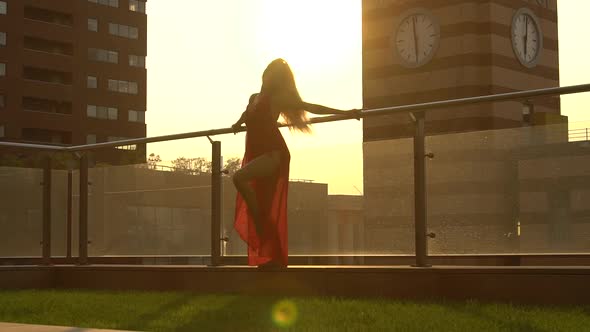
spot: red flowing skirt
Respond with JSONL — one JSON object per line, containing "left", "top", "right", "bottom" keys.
{"left": 234, "top": 113, "right": 290, "bottom": 267}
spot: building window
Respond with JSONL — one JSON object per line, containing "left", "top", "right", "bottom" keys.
{"left": 24, "top": 36, "right": 73, "bottom": 56}
{"left": 128, "top": 110, "right": 137, "bottom": 122}
{"left": 129, "top": 0, "right": 146, "bottom": 13}
{"left": 107, "top": 51, "right": 118, "bottom": 63}
{"left": 91, "top": 0, "right": 118, "bottom": 8}
{"left": 24, "top": 66, "right": 72, "bottom": 85}
{"left": 119, "top": 24, "right": 129, "bottom": 38}
{"left": 88, "top": 18, "right": 98, "bottom": 32}
{"left": 128, "top": 82, "right": 138, "bottom": 94}
{"left": 118, "top": 80, "right": 128, "bottom": 93}
{"left": 88, "top": 105, "right": 118, "bottom": 121}
{"left": 0, "top": 32, "right": 6, "bottom": 46}
{"left": 108, "top": 79, "right": 138, "bottom": 95}
{"left": 129, "top": 55, "right": 146, "bottom": 68}
{"left": 24, "top": 6, "right": 73, "bottom": 27}
{"left": 0, "top": 2, "right": 6, "bottom": 15}
{"left": 128, "top": 110, "right": 145, "bottom": 123}
{"left": 0, "top": 63, "right": 5, "bottom": 76}
{"left": 108, "top": 107, "right": 118, "bottom": 120}
{"left": 23, "top": 97, "right": 72, "bottom": 115}
{"left": 0, "top": 125, "right": 4, "bottom": 138}
{"left": 97, "top": 106, "right": 107, "bottom": 119}
{"left": 109, "top": 136, "right": 137, "bottom": 150}
{"left": 86, "top": 134, "right": 97, "bottom": 144}
{"left": 129, "top": 27, "right": 139, "bottom": 39}
{"left": 87, "top": 76, "right": 97, "bottom": 89}
{"left": 108, "top": 79, "right": 117, "bottom": 91}
{"left": 86, "top": 105, "right": 97, "bottom": 117}
{"left": 88, "top": 48, "right": 118, "bottom": 64}
{"left": 109, "top": 23, "right": 139, "bottom": 39}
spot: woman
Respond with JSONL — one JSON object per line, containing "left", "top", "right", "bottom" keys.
{"left": 232, "top": 58, "right": 359, "bottom": 269}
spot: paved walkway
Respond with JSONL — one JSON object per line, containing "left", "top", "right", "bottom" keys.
{"left": 0, "top": 322, "right": 139, "bottom": 332}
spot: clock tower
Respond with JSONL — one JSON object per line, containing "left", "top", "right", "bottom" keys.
{"left": 361, "top": 0, "right": 564, "bottom": 254}
{"left": 362, "top": 0, "right": 562, "bottom": 141}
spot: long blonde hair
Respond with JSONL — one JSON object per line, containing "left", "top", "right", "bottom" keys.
{"left": 262, "top": 59, "right": 311, "bottom": 133}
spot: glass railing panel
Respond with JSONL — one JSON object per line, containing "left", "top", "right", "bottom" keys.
{"left": 71, "top": 139, "right": 213, "bottom": 256}
{"left": 363, "top": 136, "right": 414, "bottom": 255}
{"left": 50, "top": 169, "right": 69, "bottom": 256}
{"left": 0, "top": 166, "right": 43, "bottom": 257}
{"left": 426, "top": 121, "right": 590, "bottom": 254}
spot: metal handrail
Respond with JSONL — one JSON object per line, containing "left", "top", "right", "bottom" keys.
{"left": 1, "top": 83, "right": 590, "bottom": 152}
{"left": 0, "top": 141, "right": 66, "bottom": 151}
{"left": 4, "top": 83, "right": 590, "bottom": 267}
{"left": 568, "top": 128, "right": 590, "bottom": 140}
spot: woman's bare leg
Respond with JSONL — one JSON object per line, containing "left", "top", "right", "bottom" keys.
{"left": 233, "top": 151, "right": 281, "bottom": 236}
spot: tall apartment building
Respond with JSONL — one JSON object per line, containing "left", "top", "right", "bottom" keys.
{"left": 0, "top": 0, "right": 147, "bottom": 165}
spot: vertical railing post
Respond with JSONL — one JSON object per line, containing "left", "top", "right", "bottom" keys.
{"left": 210, "top": 140, "right": 222, "bottom": 266}
{"left": 66, "top": 170, "right": 73, "bottom": 259}
{"left": 41, "top": 156, "right": 52, "bottom": 265}
{"left": 411, "top": 111, "right": 430, "bottom": 267}
{"left": 78, "top": 154, "right": 89, "bottom": 265}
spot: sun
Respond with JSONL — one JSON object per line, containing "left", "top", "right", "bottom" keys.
{"left": 254, "top": 0, "right": 361, "bottom": 73}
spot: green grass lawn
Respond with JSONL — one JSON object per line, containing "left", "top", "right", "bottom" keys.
{"left": 0, "top": 290, "right": 588, "bottom": 332}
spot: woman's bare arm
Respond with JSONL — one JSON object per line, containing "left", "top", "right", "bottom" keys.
{"left": 302, "top": 102, "right": 350, "bottom": 116}
{"left": 233, "top": 111, "right": 248, "bottom": 126}
{"left": 232, "top": 93, "right": 259, "bottom": 132}
{"left": 273, "top": 92, "right": 359, "bottom": 117}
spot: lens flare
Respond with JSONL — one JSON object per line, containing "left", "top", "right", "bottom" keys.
{"left": 272, "top": 299, "right": 298, "bottom": 328}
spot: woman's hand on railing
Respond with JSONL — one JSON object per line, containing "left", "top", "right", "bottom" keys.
{"left": 350, "top": 109, "right": 363, "bottom": 121}
{"left": 231, "top": 123, "right": 242, "bottom": 134}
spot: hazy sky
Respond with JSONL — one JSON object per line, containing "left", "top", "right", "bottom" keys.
{"left": 145, "top": 1, "right": 589, "bottom": 195}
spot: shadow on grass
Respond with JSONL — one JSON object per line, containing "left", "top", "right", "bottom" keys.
{"left": 174, "top": 296, "right": 283, "bottom": 332}
{"left": 119, "top": 293, "right": 197, "bottom": 331}
{"left": 448, "top": 302, "right": 550, "bottom": 332}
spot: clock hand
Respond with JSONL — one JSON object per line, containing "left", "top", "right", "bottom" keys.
{"left": 412, "top": 16, "right": 418, "bottom": 63}
{"left": 524, "top": 15, "right": 529, "bottom": 60}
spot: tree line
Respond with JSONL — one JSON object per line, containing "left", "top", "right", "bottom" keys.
{"left": 147, "top": 153, "right": 241, "bottom": 175}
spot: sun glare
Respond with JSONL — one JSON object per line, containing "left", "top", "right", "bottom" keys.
{"left": 255, "top": 0, "right": 361, "bottom": 72}
{"left": 148, "top": 0, "right": 364, "bottom": 195}
{"left": 251, "top": 0, "right": 364, "bottom": 195}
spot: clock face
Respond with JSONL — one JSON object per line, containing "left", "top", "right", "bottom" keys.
{"left": 393, "top": 10, "right": 440, "bottom": 68}
{"left": 511, "top": 8, "right": 543, "bottom": 68}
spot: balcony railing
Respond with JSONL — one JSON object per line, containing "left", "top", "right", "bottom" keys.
{"left": 569, "top": 128, "right": 590, "bottom": 142}
{"left": 1, "top": 83, "right": 590, "bottom": 267}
